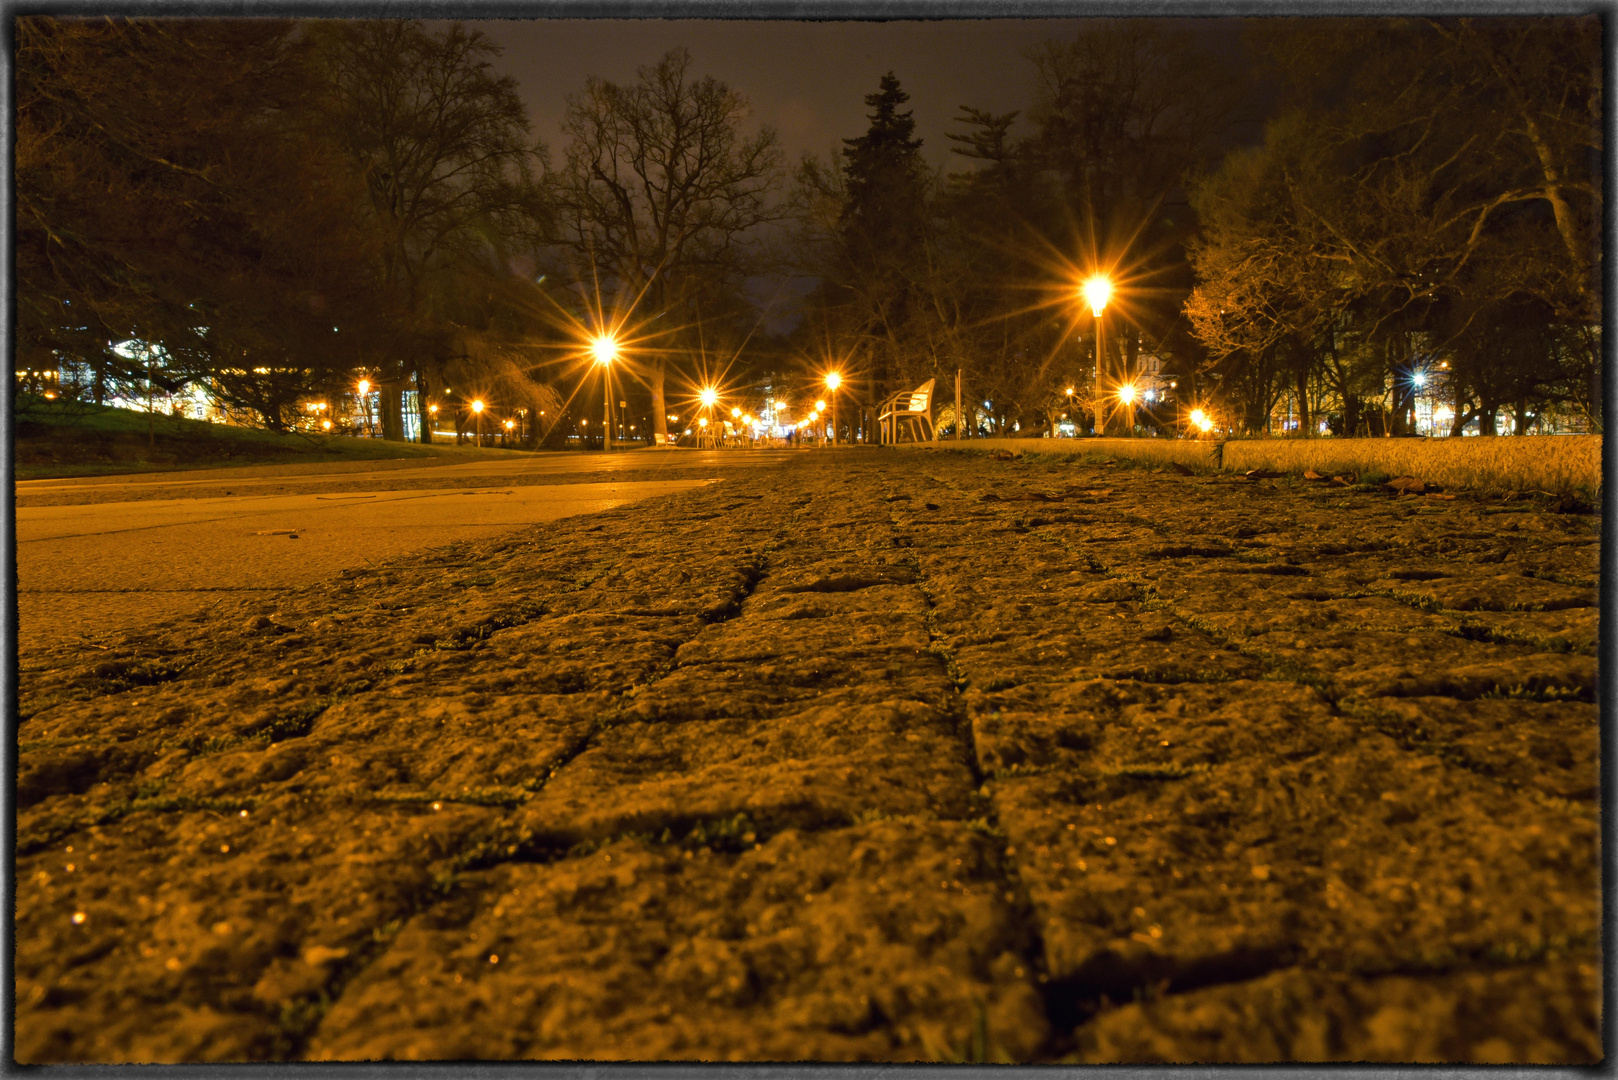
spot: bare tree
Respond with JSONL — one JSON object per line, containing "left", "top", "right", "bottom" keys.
{"left": 1188, "top": 17, "right": 1602, "bottom": 435}
{"left": 320, "top": 20, "right": 548, "bottom": 441}
{"left": 552, "top": 48, "right": 784, "bottom": 442}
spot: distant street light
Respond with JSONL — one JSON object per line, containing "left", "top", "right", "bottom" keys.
{"left": 357, "top": 378, "right": 373, "bottom": 436}
{"left": 824, "top": 372, "right": 843, "bottom": 445}
{"left": 1118, "top": 381, "right": 1138, "bottom": 434}
{"left": 472, "top": 398, "right": 484, "bottom": 446}
{"left": 1080, "top": 275, "right": 1111, "bottom": 436}
{"left": 592, "top": 335, "right": 619, "bottom": 451}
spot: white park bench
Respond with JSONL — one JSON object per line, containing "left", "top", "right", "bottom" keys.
{"left": 878, "top": 378, "right": 937, "bottom": 444}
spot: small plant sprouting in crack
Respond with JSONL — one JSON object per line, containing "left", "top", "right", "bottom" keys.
{"left": 922, "top": 997, "right": 1003, "bottom": 1063}
{"left": 1480, "top": 682, "right": 1591, "bottom": 703}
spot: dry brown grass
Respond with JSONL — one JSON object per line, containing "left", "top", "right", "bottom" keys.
{"left": 903, "top": 434, "right": 1601, "bottom": 496}
{"left": 1223, "top": 436, "right": 1603, "bottom": 496}
{"left": 908, "top": 437, "right": 1220, "bottom": 471}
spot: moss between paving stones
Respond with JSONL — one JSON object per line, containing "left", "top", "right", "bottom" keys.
{"left": 14, "top": 452, "right": 1600, "bottom": 1063}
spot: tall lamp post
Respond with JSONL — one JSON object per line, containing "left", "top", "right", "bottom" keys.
{"left": 825, "top": 371, "right": 843, "bottom": 445}
{"left": 471, "top": 399, "right": 484, "bottom": 446}
{"left": 592, "top": 335, "right": 619, "bottom": 451}
{"left": 1118, "top": 382, "right": 1137, "bottom": 437}
{"left": 1081, "top": 276, "right": 1111, "bottom": 437}
{"left": 357, "top": 378, "right": 372, "bottom": 437}
{"left": 699, "top": 387, "right": 719, "bottom": 449}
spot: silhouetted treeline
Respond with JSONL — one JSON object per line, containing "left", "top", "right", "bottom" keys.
{"left": 18, "top": 18, "right": 1601, "bottom": 441}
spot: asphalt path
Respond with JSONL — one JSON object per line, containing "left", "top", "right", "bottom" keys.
{"left": 13, "top": 448, "right": 795, "bottom": 653}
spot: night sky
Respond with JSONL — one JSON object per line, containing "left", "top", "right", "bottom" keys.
{"left": 474, "top": 18, "right": 1256, "bottom": 172}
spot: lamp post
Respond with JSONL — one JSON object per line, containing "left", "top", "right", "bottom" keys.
{"left": 357, "top": 378, "right": 372, "bottom": 437}
{"left": 698, "top": 388, "right": 719, "bottom": 448}
{"left": 825, "top": 371, "right": 842, "bottom": 446}
{"left": 1081, "top": 276, "right": 1111, "bottom": 436}
{"left": 1118, "top": 381, "right": 1137, "bottom": 436}
{"left": 814, "top": 400, "right": 826, "bottom": 447}
{"left": 592, "top": 335, "right": 618, "bottom": 451}
{"left": 471, "top": 399, "right": 484, "bottom": 446}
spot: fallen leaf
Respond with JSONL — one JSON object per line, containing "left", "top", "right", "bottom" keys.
{"left": 1303, "top": 469, "right": 1326, "bottom": 481}
{"left": 302, "top": 945, "right": 349, "bottom": 967}
{"left": 1169, "top": 462, "right": 1193, "bottom": 475}
{"left": 1383, "top": 476, "right": 1425, "bottom": 495}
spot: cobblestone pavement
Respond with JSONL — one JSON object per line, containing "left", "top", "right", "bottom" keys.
{"left": 14, "top": 450, "right": 1601, "bottom": 1063}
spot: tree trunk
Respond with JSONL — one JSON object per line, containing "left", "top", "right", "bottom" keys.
{"left": 416, "top": 366, "right": 432, "bottom": 444}
{"left": 1295, "top": 363, "right": 1312, "bottom": 436}
{"left": 1478, "top": 403, "right": 1497, "bottom": 436}
{"left": 380, "top": 382, "right": 405, "bottom": 441}
{"left": 1343, "top": 395, "right": 1361, "bottom": 438}
{"left": 1589, "top": 363, "right": 1604, "bottom": 433}
{"left": 651, "top": 358, "right": 668, "bottom": 444}
{"left": 1514, "top": 397, "right": 1530, "bottom": 436}
{"left": 1390, "top": 384, "right": 1413, "bottom": 436}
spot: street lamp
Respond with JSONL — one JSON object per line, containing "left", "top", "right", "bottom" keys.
{"left": 1080, "top": 275, "right": 1111, "bottom": 436}
{"left": 357, "top": 378, "right": 372, "bottom": 437}
{"left": 471, "top": 399, "right": 484, "bottom": 446}
{"left": 1118, "top": 381, "right": 1137, "bottom": 435}
{"left": 824, "top": 372, "right": 843, "bottom": 445}
{"left": 592, "top": 335, "right": 619, "bottom": 451}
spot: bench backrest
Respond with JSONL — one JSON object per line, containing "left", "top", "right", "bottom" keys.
{"left": 894, "top": 378, "right": 935, "bottom": 414}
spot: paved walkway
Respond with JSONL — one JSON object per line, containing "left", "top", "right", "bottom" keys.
{"left": 14, "top": 450, "right": 1600, "bottom": 1063}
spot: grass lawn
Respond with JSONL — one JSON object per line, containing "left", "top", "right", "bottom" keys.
{"left": 12, "top": 394, "right": 529, "bottom": 479}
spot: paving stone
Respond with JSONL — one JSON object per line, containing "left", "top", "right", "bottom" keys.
{"left": 307, "top": 821, "right": 1046, "bottom": 1062}
{"left": 13, "top": 452, "right": 1599, "bottom": 1063}
{"left": 1067, "top": 960, "right": 1601, "bottom": 1063}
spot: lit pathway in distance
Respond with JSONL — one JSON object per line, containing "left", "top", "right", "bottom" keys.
{"left": 16, "top": 478, "right": 713, "bottom": 652}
